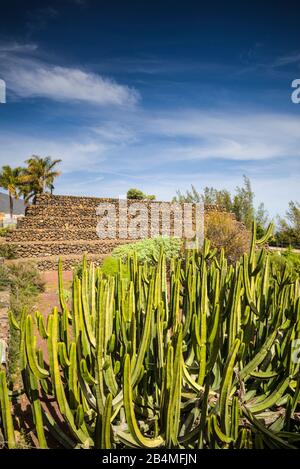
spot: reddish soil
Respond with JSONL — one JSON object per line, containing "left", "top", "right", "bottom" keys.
{"left": 33, "top": 270, "right": 73, "bottom": 318}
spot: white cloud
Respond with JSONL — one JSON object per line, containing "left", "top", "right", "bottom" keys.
{"left": 7, "top": 63, "right": 138, "bottom": 106}
{"left": 0, "top": 132, "right": 110, "bottom": 172}
{"left": 0, "top": 40, "right": 299, "bottom": 217}
{"left": 274, "top": 51, "right": 300, "bottom": 67}
{"left": 142, "top": 111, "right": 300, "bottom": 161}
{"left": 0, "top": 43, "right": 139, "bottom": 107}
{"left": 92, "top": 122, "right": 138, "bottom": 144}
{"left": 0, "top": 43, "right": 38, "bottom": 53}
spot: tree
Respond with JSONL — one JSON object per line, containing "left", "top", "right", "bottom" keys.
{"left": 173, "top": 185, "right": 202, "bottom": 203}
{"left": 22, "top": 156, "right": 61, "bottom": 203}
{"left": 0, "top": 165, "right": 23, "bottom": 219}
{"left": 173, "top": 176, "right": 270, "bottom": 232}
{"left": 202, "top": 187, "right": 233, "bottom": 211}
{"left": 285, "top": 201, "right": 300, "bottom": 232}
{"left": 173, "top": 184, "right": 233, "bottom": 210}
{"left": 275, "top": 201, "right": 300, "bottom": 247}
{"left": 127, "top": 188, "right": 156, "bottom": 200}
{"left": 127, "top": 188, "right": 146, "bottom": 200}
{"left": 255, "top": 202, "right": 270, "bottom": 239}
{"left": 232, "top": 176, "right": 254, "bottom": 230}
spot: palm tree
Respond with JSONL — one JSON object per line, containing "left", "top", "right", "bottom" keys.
{"left": 22, "top": 156, "right": 61, "bottom": 203}
{"left": 0, "top": 165, "right": 23, "bottom": 219}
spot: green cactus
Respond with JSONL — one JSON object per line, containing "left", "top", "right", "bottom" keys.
{"left": 1, "top": 222, "right": 300, "bottom": 448}
{"left": 0, "top": 370, "right": 16, "bottom": 448}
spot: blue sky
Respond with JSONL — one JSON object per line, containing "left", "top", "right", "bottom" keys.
{"left": 0, "top": 0, "right": 299, "bottom": 216}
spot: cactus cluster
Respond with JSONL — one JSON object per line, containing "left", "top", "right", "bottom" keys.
{"left": 1, "top": 222, "right": 300, "bottom": 448}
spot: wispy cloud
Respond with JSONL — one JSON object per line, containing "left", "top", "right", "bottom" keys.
{"left": 7, "top": 64, "right": 139, "bottom": 106}
{"left": 0, "top": 42, "right": 139, "bottom": 107}
{"left": 273, "top": 51, "right": 300, "bottom": 67}
{"left": 140, "top": 110, "right": 300, "bottom": 162}
{"left": 1, "top": 40, "right": 299, "bottom": 215}
{"left": 0, "top": 131, "right": 109, "bottom": 172}
{"left": 0, "top": 42, "right": 38, "bottom": 53}
{"left": 0, "top": 105, "right": 299, "bottom": 215}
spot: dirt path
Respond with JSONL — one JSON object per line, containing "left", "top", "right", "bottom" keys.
{"left": 33, "top": 270, "right": 73, "bottom": 318}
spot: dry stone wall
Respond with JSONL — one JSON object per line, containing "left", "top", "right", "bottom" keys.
{"left": 5, "top": 194, "right": 224, "bottom": 271}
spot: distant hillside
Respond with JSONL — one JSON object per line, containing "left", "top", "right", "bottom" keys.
{"left": 0, "top": 192, "right": 26, "bottom": 215}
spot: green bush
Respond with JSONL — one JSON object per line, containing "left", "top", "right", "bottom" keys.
{"left": 100, "top": 256, "right": 119, "bottom": 277}
{"left": 0, "top": 264, "right": 10, "bottom": 291}
{"left": 5, "top": 263, "right": 45, "bottom": 383}
{"left": 111, "top": 236, "right": 182, "bottom": 265}
{"left": 126, "top": 188, "right": 156, "bottom": 200}
{"left": 269, "top": 248, "right": 300, "bottom": 276}
{"left": 0, "top": 244, "right": 17, "bottom": 259}
{"left": 8, "top": 263, "right": 45, "bottom": 298}
{"left": 0, "top": 226, "right": 15, "bottom": 237}
{"left": 126, "top": 188, "right": 145, "bottom": 200}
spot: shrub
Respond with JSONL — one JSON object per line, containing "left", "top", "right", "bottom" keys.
{"left": 8, "top": 262, "right": 45, "bottom": 298}
{"left": 111, "top": 236, "right": 182, "bottom": 265}
{"left": 205, "top": 211, "right": 250, "bottom": 263}
{"left": 127, "top": 188, "right": 146, "bottom": 200}
{"left": 5, "top": 263, "right": 45, "bottom": 383}
{"left": 127, "top": 188, "right": 156, "bottom": 200}
{"left": 269, "top": 248, "right": 300, "bottom": 276}
{"left": 100, "top": 256, "right": 119, "bottom": 277}
{"left": 0, "top": 264, "right": 10, "bottom": 291}
{"left": 0, "top": 243, "right": 17, "bottom": 259}
{"left": 0, "top": 226, "right": 15, "bottom": 237}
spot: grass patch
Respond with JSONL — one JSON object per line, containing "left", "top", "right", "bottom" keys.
{"left": 0, "top": 226, "right": 15, "bottom": 237}
{"left": 0, "top": 244, "right": 17, "bottom": 259}
{"left": 0, "top": 262, "right": 45, "bottom": 385}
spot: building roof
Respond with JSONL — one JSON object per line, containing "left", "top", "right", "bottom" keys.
{"left": 0, "top": 192, "right": 26, "bottom": 215}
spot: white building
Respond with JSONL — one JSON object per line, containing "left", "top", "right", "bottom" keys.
{"left": 0, "top": 193, "right": 26, "bottom": 227}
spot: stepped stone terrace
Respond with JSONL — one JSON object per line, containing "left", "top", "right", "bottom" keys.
{"left": 4, "top": 194, "right": 224, "bottom": 270}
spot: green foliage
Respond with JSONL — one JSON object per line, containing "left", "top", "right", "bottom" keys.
{"left": 0, "top": 226, "right": 15, "bottom": 237}
{"left": 232, "top": 176, "right": 254, "bottom": 230}
{"left": 127, "top": 188, "right": 156, "bottom": 200}
{"left": 0, "top": 243, "right": 17, "bottom": 259}
{"left": 0, "top": 265, "right": 10, "bottom": 291}
{"left": 3, "top": 263, "right": 45, "bottom": 383}
{"left": 274, "top": 201, "right": 300, "bottom": 248}
{"left": 21, "top": 155, "right": 61, "bottom": 203}
{"left": 111, "top": 236, "right": 182, "bottom": 264}
{"left": 255, "top": 202, "right": 270, "bottom": 238}
{"left": 127, "top": 188, "right": 145, "bottom": 199}
{"left": 174, "top": 176, "right": 271, "bottom": 232}
{"left": 0, "top": 371, "right": 16, "bottom": 448}
{"left": 0, "top": 156, "right": 61, "bottom": 207}
{"left": 100, "top": 256, "right": 119, "bottom": 277}
{"left": 2, "top": 223, "right": 300, "bottom": 449}
{"left": 269, "top": 248, "right": 300, "bottom": 276}
{"left": 0, "top": 165, "right": 24, "bottom": 218}
{"left": 8, "top": 263, "right": 45, "bottom": 298}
